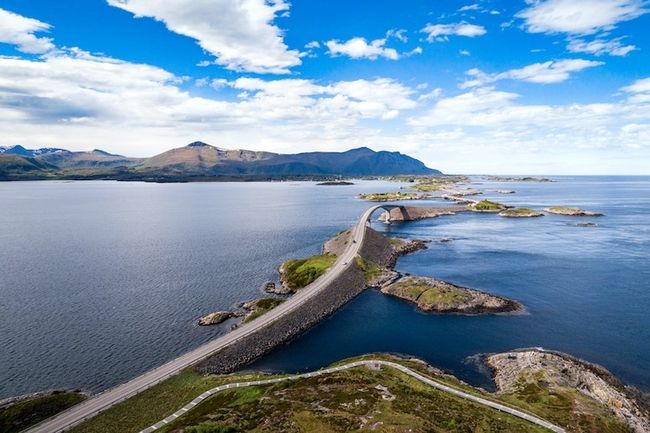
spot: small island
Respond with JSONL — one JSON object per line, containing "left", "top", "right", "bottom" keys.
{"left": 380, "top": 276, "right": 523, "bottom": 314}
{"left": 499, "top": 208, "right": 544, "bottom": 218}
{"left": 545, "top": 206, "right": 603, "bottom": 216}
{"left": 241, "top": 298, "right": 285, "bottom": 323}
{"left": 316, "top": 180, "right": 354, "bottom": 186}
{"left": 486, "top": 176, "right": 554, "bottom": 182}
{"left": 197, "top": 311, "right": 235, "bottom": 326}
{"left": 356, "top": 191, "right": 430, "bottom": 202}
{"left": 470, "top": 199, "right": 510, "bottom": 212}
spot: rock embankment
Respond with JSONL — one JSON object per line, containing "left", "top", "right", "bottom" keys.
{"left": 196, "top": 226, "right": 397, "bottom": 374}
{"left": 487, "top": 349, "right": 650, "bottom": 433}
{"left": 381, "top": 276, "right": 523, "bottom": 314}
{"left": 377, "top": 205, "right": 467, "bottom": 223}
{"left": 545, "top": 206, "right": 603, "bottom": 216}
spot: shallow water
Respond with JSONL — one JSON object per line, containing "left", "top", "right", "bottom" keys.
{"left": 1, "top": 177, "right": 649, "bottom": 398}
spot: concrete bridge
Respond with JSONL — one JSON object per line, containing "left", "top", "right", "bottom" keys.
{"left": 23, "top": 204, "right": 404, "bottom": 433}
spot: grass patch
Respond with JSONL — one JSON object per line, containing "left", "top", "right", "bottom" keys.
{"left": 473, "top": 199, "right": 507, "bottom": 212}
{"left": 243, "top": 298, "right": 285, "bottom": 323}
{"left": 354, "top": 256, "right": 383, "bottom": 284}
{"left": 281, "top": 254, "right": 336, "bottom": 290}
{"left": 500, "top": 208, "right": 543, "bottom": 217}
{"left": 0, "top": 392, "right": 86, "bottom": 433}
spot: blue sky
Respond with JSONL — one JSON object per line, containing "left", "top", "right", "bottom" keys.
{"left": 1, "top": 0, "right": 649, "bottom": 174}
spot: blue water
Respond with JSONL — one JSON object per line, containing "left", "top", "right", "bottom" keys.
{"left": 250, "top": 177, "right": 650, "bottom": 392}
{"left": 1, "top": 177, "right": 649, "bottom": 398}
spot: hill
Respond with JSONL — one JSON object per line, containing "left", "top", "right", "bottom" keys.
{"left": 0, "top": 142, "right": 441, "bottom": 181}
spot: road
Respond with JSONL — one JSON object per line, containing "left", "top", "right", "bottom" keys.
{"left": 24, "top": 205, "right": 386, "bottom": 433}
{"left": 139, "top": 359, "right": 565, "bottom": 433}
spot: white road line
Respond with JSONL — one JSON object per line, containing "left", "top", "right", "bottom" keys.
{"left": 138, "top": 360, "right": 565, "bottom": 433}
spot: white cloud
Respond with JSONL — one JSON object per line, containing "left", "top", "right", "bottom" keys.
{"left": 517, "top": 0, "right": 648, "bottom": 35}
{"left": 0, "top": 49, "right": 420, "bottom": 156}
{"left": 406, "top": 85, "right": 650, "bottom": 173}
{"left": 567, "top": 37, "right": 636, "bottom": 56}
{"left": 386, "top": 29, "right": 408, "bottom": 43}
{"left": 459, "top": 49, "right": 471, "bottom": 56}
{"left": 421, "top": 22, "right": 487, "bottom": 42}
{"left": 460, "top": 59, "right": 603, "bottom": 88}
{"left": 0, "top": 8, "right": 55, "bottom": 53}
{"left": 325, "top": 37, "right": 399, "bottom": 60}
{"left": 106, "top": 0, "right": 301, "bottom": 74}
{"left": 459, "top": 4, "right": 481, "bottom": 12}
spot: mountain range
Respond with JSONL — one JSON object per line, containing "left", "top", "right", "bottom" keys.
{"left": 0, "top": 141, "right": 440, "bottom": 181}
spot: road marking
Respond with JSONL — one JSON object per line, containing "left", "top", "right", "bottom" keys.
{"left": 138, "top": 359, "right": 565, "bottom": 433}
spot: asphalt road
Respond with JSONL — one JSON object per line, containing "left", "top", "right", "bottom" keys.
{"left": 139, "top": 359, "right": 565, "bottom": 433}
{"left": 24, "top": 205, "right": 386, "bottom": 433}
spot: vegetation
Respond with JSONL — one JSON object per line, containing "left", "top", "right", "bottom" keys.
{"left": 472, "top": 199, "right": 508, "bottom": 212}
{"left": 545, "top": 207, "right": 603, "bottom": 216}
{"left": 499, "top": 208, "right": 543, "bottom": 218}
{"left": 356, "top": 191, "right": 427, "bottom": 202}
{"left": 499, "top": 375, "right": 630, "bottom": 433}
{"left": 280, "top": 254, "right": 337, "bottom": 290}
{"left": 1, "top": 391, "right": 86, "bottom": 433}
{"left": 155, "top": 363, "right": 549, "bottom": 433}
{"left": 383, "top": 277, "right": 471, "bottom": 309}
{"left": 67, "top": 351, "right": 632, "bottom": 433}
{"left": 354, "top": 256, "right": 383, "bottom": 284}
{"left": 243, "top": 298, "right": 286, "bottom": 323}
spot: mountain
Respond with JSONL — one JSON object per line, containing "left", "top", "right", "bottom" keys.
{"left": 137, "top": 142, "right": 439, "bottom": 177}
{"left": 0, "top": 154, "right": 58, "bottom": 180}
{"left": 140, "top": 141, "right": 275, "bottom": 172}
{"left": 0, "top": 145, "right": 67, "bottom": 157}
{"left": 38, "top": 149, "right": 143, "bottom": 169}
{"left": 0, "top": 141, "right": 441, "bottom": 181}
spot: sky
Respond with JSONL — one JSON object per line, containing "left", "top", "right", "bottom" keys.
{"left": 1, "top": 0, "right": 649, "bottom": 174}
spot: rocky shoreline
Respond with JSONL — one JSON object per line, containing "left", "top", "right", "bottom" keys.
{"left": 486, "top": 348, "right": 650, "bottom": 433}
{"left": 380, "top": 276, "right": 523, "bottom": 315}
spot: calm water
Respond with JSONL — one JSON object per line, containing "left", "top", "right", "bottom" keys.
{"left": 1, "top": 177, "right": 649, "bottom": 398}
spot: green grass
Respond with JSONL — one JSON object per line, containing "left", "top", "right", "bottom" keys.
{"left": 384, "top": 278, "right": 471, "bottom": 308}
{"left": 354, "top": 256, "right": 383, "bottom": 284}
{"left": 243, "top": 298, "right": 285, "bottom": 323}
{"left": 499, "top": 208, "right": 542, "bottom": 217}
{"left": 67, "top": 369, "right": 273, "bottom": 433}
{"left": 473, "top": 199, "right": 507, "bottom": 211}
{"left": 281, "top": 254, "right": 337, "bottom": 290}
{"left": 0, "top": 392, "right": 86, "bottom": 433}
{"left": 156, "top": 364, "right": 550, "bottom": 433}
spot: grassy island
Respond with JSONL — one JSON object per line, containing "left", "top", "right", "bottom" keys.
{"left": 356, "top": 192, "right": 428, "bottom": 202}
{"left": 545, "top": 206, "right": 603, "bottom": 216}
{"left": 471, "top": 199, "right": 508, "bottom": 212}
{"left": 381, "top": 276, "right": 522, "bottom": 314}
{"left": 499, "top": 208, "right": 544, "bottom": 218}
{"left": 279, "top": 254, "right": 337, "bottom": 291}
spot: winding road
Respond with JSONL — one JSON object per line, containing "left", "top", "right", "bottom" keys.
{"left": 140, "top": 359, "right": 565, "bottom": 433}
{"left": 23, "top": 205, "right": 389, "bottom": 433}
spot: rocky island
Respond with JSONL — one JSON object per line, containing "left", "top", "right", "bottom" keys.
{"left": 499, "top": 208, "right": 544, "bottom": 218}
{"left": 356, "top": 191, "right": 430, "bottom": 202}
{"left": 381, "top": 276, "right": 523, "bottom": 314}
{"left": 197, "top": 311, "right": 235, "bottom": 326}
{"left": 487, "top": 349, "right": 650, "bottom": 433}
{"left": 470, "top": 199, "right": 511, "bottom": 212}
{"left": 545, "top": 206, "right": 603, "bottom": 216}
